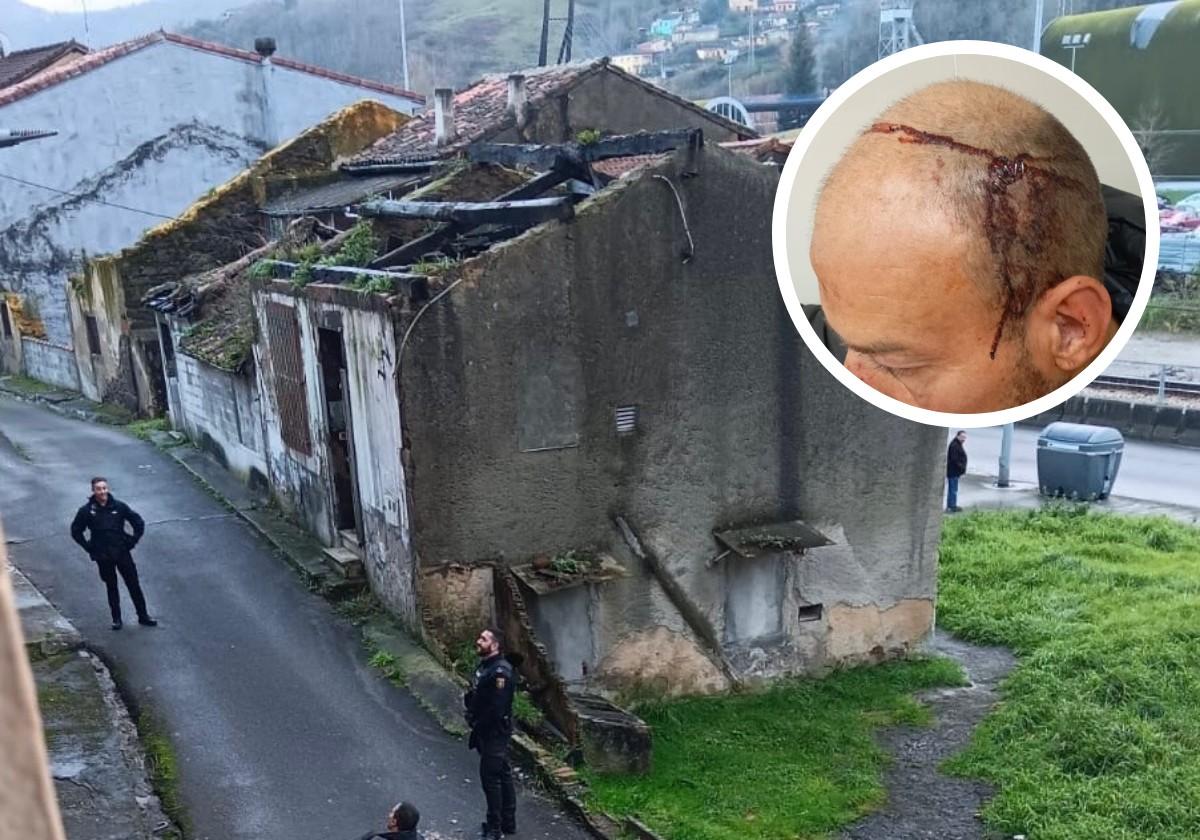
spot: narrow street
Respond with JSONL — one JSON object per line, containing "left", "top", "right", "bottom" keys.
{"left": 0, "top": 397, "right": 587, "bottom": 840}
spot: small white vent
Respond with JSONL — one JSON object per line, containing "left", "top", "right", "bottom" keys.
{"left": 615, "top": 405, "right": 638, "bottom": 435}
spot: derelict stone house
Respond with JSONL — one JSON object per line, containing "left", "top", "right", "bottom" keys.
{"left": 137, "top": 59, "right": 758, "bottom": 507}
{"left": 0, "top": 31, "right": 422, "bottom": 398}
{"left": 246, "top": 131, "right": 944, "bottom": 707}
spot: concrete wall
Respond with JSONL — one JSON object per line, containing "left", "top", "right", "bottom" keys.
{"left": 487, "top": 68, "right": 747, "bottom": 148}
{"left": 164, "top": 316, "right": 270, "bottom": 485}
{"left": 0, "top": 39, "right": 418, "bottom": 348}
{"left": 254, "top": 285, "right": 416, "bottom": 625}
{"left": 20, "top": 338, "right": 80, "bottom": 391}
{"left": 398, "top": 147, "right": 944, "bottom": 695}
{"left": 68, "top": 259, "right": 133, "bottom": 405}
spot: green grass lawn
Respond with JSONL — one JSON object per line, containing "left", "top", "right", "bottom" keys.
{"left": 585, "top": 657, "right": 965, "bottom": 840}
{"left": 939, "top": 507, "right": 1200, "bottom": 840}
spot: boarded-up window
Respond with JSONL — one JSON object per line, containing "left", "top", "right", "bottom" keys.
{"left": 84, "top": 315, "right": 101, "bottom": 356}
{"left": 0, "top": 303, "right": 11, "bottom": 338}
{"left": 265, "top": 301, "right": 312, "bottom": 455}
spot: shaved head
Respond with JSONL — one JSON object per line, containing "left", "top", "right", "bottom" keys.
{"left": 811, "top": 80, "right": 1112, "bottom": 413}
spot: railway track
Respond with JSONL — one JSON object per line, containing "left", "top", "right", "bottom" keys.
{"left": 1092, "top": 373, "right": 1200, "bottom": 397}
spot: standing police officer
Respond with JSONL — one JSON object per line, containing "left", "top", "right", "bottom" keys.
{"left": 70, "top": 476, "right": 156, "bottom": 630}
{"left": 464, "top": 627, "right": 516, "bottom": 839}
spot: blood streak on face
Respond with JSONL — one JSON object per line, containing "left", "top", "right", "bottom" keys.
{"left": 868, "top": 122, "right": 1085, "bottom": 358}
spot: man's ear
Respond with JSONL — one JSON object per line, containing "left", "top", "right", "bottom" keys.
{"left": 1029, "top": 276, "right": 1114, "bottom": 374}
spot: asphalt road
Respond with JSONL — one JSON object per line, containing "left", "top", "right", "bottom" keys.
{"left": 0, "top": 397, "right": 586, "bottom": 840}
{"left": 963, "top": 425, "right": 1199, "bottom": 508}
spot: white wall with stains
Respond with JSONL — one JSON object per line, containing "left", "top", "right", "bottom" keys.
{"left": 0, "top": 39, "right": 419, "bottom": 347}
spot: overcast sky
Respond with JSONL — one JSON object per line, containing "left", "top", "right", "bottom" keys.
{"left": 20, "top": 0, "right": 153, "bottom": 11}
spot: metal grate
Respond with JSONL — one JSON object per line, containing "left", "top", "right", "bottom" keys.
{"left": 615, "top": 405, "right": 638, "bottom": 435}
{"left": 265, "top": 301, "right": 312, "bottom": 455}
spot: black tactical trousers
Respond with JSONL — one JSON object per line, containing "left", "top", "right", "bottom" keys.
{"left": 479, "top": 735, "right": 516, "bottom": 832}
{"left": 95, "top": 553, "right": 148, "bottom": 622}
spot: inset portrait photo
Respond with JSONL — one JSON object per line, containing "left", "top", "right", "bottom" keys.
{"left": 773, "top": 41, "right": 1158, "bottom": 427}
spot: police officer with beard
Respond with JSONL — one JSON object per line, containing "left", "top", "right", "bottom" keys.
{"left": 464, "top": 627, "right": 516, "bottom": 839}
{"left": 70, "top": 476, "right": 156, "bottom": 630}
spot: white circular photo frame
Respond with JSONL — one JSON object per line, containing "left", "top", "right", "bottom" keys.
{"left": 772, "top": 40, "right": 1160, "bottom": 429}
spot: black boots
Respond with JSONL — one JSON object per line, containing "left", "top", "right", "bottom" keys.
{"left": 138, "top": 615, "right": 158, "bottom": 627}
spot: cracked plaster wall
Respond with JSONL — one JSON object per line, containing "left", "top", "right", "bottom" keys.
{"left": 397, "top": 147, "right": 944, "bottom": 696}
{"left": 0, "top": 41, "right": 418, "bottom": 349}
{"left": 254, "top": 288, "right": 416, "bottom": 626}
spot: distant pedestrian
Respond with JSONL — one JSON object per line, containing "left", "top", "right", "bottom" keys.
{"left": 464, "top": 627, "right": 517, "bottom": 840}
{"left": 946, "top": 431, "right": 967, "bottom": 513}
{"left": 357, "top": 800, "right": 424, "bottom": 839}
{"left": 70, "top": 477, "right": 156, "bottom": 630}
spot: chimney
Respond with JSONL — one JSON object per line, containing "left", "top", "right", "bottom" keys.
{"left": 254, "top": 37, "right": 277, "bottom": 59}
{"left": 506, "top": 73, "right": 527, "bottom": 117}
{"left": 434, "top": 88, "right": 456, "bottom": 147}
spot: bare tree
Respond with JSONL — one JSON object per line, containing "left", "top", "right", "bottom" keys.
{"left": 1131, "top": 97, "right": 1178, "bottom": 177}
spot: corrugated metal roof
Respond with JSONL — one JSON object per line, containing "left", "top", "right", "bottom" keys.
{"left": 261, "top": 173, "right": 423, "bottom": 216}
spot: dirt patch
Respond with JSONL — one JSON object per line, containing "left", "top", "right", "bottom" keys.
{"left": 839, "top": 631, "right": 1015, "bottom": 840}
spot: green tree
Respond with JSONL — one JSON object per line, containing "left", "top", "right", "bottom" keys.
{"left": 786, "top": 13, "right": 817, "bottom": 94}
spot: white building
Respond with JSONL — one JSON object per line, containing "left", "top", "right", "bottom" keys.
{"left": 0, "top": 31, "right": 421, "bottom": 387}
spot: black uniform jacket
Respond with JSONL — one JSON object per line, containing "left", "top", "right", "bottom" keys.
{"left": 947, "top": 439, "right": 968, "bottom": 478}
{"left": 465, "top": 653, "right": 516, "bottom": 748}
{"left": 70, "top": 495, "right": 145, "bottom": 561}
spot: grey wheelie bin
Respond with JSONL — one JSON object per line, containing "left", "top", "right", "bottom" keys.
{"left": 1036, "top": 422, "right": 1124, "bottom": 501}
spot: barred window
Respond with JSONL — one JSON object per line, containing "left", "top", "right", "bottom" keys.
{"left": 265, "top": 301, "right": 312, "bottom": 455}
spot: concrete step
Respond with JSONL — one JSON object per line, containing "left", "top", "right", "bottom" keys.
{"left": 322, "top": 545, "right": 364, "bottom": 581}
{"left": 338, "top": 528, "right": 363, "bottom": 554}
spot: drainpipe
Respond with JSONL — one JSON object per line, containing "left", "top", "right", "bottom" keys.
{"left": 433, "top": 88, "right": 456, "bottom": 147}
{"left": 254, "top": 37, "right": 279, "bottom": 147}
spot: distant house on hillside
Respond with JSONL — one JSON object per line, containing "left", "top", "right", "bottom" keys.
{"left": 0, "top": 30, "right": 422, "bottom": 397}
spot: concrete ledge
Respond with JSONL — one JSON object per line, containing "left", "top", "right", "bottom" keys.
{"left": 11, "top": 565, "right": 83, "bottom": 660}
{"left": 1032, "top": 394, "right": 1200, "bottom": 449}
{"left": 362, "top": 618, "right": 469, "bottom": 736}
{"left": 0, "top": 377, "right": 133, "bottom": 425}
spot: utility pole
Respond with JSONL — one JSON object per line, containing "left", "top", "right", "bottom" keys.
{"left": 997, "top": 423, "right": 1014, "bottom": 488}
{"left": 539, "top": 0, "right": 551, "bottom": 66}
{"left": 398, "top": 0, "right": 410, "bottom": 91}
{"left": 558, "top": 0, "right": 576, "bottom": 64}
{"left": 1031, "top": 0, "right": 1044, "bottom": 53}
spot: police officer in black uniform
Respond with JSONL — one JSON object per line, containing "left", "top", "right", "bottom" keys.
{"left": 464, "top": 627, "right": 516, "bottom": 839}
{"left": 70, "top": 476, "right": 156, "bottom": 630}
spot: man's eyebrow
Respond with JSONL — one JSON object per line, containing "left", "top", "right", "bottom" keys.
{"left": 842, "top": 339, "right": 917, "bottom": 355}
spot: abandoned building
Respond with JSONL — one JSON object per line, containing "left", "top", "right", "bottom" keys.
{"left": 344, "top": 56, "right": 756, "bottom": 169}
{"left": 70, "top": 100, "right": 410, "bottom": 423}
{"left": 194, "top": 129, "right": 947, "bottom": 719}
{"left": 0, "top": 31, "right": 422, "bottom": 393}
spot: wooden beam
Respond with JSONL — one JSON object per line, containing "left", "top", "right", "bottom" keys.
{"left": 369, "top": 168, "right": 580, "bottom": 269}
{"left": 358, "top": 196, "right": 574, "bottom": 226}
{"left": 466, "top": 129, "right": 702, "bottom": 171}
{"left": 263, "top": 261, "right": 428, "bottom": 298}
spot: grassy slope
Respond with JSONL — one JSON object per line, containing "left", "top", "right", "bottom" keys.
{"left": 939, "top": 508, "right": 1200, "bottom": 840}
{"left": 585, "top": 657, "right": 966, "bottom": 840}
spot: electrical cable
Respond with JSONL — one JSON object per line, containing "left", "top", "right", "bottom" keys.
{"left": 0, "top": 170, "right": 179, "bottom": 221}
